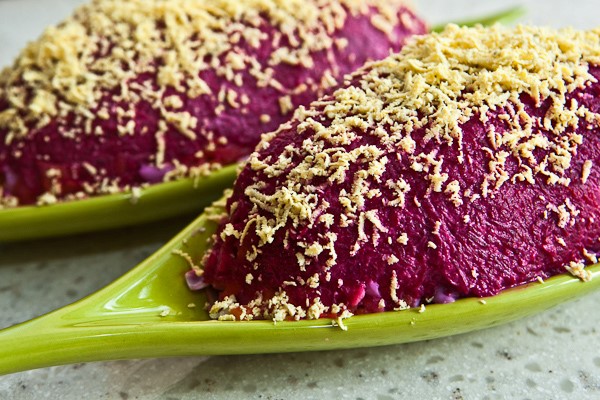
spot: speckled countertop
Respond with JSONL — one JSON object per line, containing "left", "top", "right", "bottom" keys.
{"left": 1, "top": 1, "right": 600, "bottom": 399}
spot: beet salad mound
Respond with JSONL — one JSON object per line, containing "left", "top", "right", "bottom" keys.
{"left": 0, "top": 0, "right": 426, "bottom": 207}
{"left": 196, "top": 25, "right": 600, "bottom": 322}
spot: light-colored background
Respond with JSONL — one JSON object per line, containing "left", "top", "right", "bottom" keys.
{"left": 1, "top": 1, "right": 600, "bottom": 399}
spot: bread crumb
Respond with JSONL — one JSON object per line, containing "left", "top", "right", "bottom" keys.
{"left": 129, "top": 186, "right": 142, "bottom": 204}
{"left": 565, "top": 261, "right": 592, "bottom": 282}
{"left": 582, "top": 160, "right": 593, "bottom": 184}
{"left": 396, "top": 233, "right": 408, "bottom": 245}
{"left": 159, "top": 308, "right": 171, "bottom": 317}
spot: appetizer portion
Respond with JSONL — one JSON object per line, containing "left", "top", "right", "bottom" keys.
{"left": 199, "top": 25, "right": 600, "bottom": 321}
{"left": 0, "top": 0, "right": 425, "bottom": 207}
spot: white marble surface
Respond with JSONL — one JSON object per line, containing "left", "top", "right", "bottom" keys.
{"left": 1, "top": 1, "right": 600, "bottom": 399}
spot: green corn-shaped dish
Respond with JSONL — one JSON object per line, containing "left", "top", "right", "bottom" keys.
{"left": 0, "top": 193, "right": 597, "bottom": 376}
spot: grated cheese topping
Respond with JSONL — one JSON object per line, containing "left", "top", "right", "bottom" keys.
{"left": 203, "top": 25, "right": 600, "bottom": 321}
{"left": 0, "top": 0, "right": 421, "bottom": 207}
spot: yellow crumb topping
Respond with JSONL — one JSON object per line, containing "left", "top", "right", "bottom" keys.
{"left": 214, "top": 24, "right": 600, "bottom": 321}
{"left": 0, "top": 0, "right": 415, "bottom": 205}
{"left": 0, "top": 0, "right": 411, "bottom": 141}
{"left": 243, "top": 24, "right": 600, "bottom": 253}
{"left": 565, "top": 260, "right": 592, "bottom": 282}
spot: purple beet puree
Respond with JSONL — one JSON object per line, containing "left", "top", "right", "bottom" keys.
{"left": 0, "top": 3, "right": 426, "bottom": 205}
{"left": 202, "top": 66, "right": 600, "bottom": 317}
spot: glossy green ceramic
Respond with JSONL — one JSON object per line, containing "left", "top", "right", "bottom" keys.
{"left": 0, "top": 165, "right": 237, "bottom": 241}
{"left": 431, "top": 5, "right": 526, "bottom": 32}
{"left": 0, "top": 197, "right": 597, "bottom": 376}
